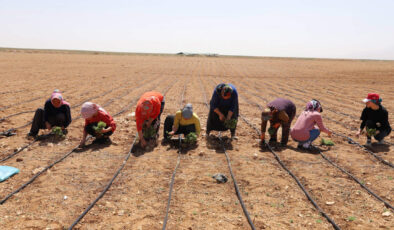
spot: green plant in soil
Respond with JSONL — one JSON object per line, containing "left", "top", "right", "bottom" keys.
{"left": 321, "top": 138, "right": 335, "bottom": 146}
{"left": 51, "top": 126, "right": 64, "bottom": 138}
{"left": 224, "top": 119, "right": 237, "bottom": 129}
{"left": 93, "top": 121, "right": 107, "bottom": 136}
{"left": 184, "top": 132, "right": 197, "bottom": 144}
{"left": 268, "top": 127, "right": 276, "bottom": 135}
{"left": 143, "top": 126, "right": 156, "bottom": 139}
{"left": 366, "top": 128, "right": 376, "bottom": 137}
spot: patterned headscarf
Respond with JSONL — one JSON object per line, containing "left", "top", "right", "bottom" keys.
{"left": 81, "top": 102, "right": 107, "bottom": 119}
{"left": 305, "top": 99, "right": 323, "bottom": 112}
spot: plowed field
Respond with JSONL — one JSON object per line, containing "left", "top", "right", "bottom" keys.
{"left": 0, "top": 50, "right": 393, "bottom": 230}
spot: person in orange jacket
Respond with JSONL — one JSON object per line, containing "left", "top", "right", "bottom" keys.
{"left": 135, "top": 91, "right": 165, "bottom": 147}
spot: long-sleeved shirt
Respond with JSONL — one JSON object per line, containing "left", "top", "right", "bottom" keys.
{"left": 290, "top": 111, "right": 329, "bottom": 141}
{"left": 210, "top": 83, "right": 238, "bottom": 113}
{"left": 44, "top": 99, "right": 72, "bottom": 128}
{"left": 360, "top": 105, "right": 391, "bottom": 131}
{"left": 135, "top": 91, "right": 164, "bottom": 131}
{"left": 173, "top": 110, "right": 201, "bottom": 135}
{"left": 261, "top": 98, "right": 296, "bottom": 132}
{"left": 84, "top": 109, "right": 116, "bottom": 132}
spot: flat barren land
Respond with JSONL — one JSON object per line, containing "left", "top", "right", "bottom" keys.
{"left": 0, "top": 50, "right": 393, "bottom": 229}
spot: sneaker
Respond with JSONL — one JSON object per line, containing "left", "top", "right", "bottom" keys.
{"left": 377, "top": 139, "right": 385, "bottom": 145}
{"left": 365, "top": 139, "right": 372, "bottom": 147}
{"left": 231, "top": 134, "right": 238, "bottom": 140}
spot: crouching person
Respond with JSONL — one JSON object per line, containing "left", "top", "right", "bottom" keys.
{"left": 206, "top": 83, "right": 239, "bottom": 139}
{"left": 135, "top": 91, "right": 165, "bottom": 148}
{"left": 261, "top": 98, "right": 296, "bottom": 146}
{"left": 28, "top": 90, "right": 71, "bottom": 138}
{"left": 291, "top": 99, "right": 332, "bottom": 150}
{"left": 356, "top": 93, "right": 391, "bottom": 146}
{"left": 164, "top": 103, "right": 201, "bottom": 143}
{"left": 79, "top": 102, "right": 116, "bottom": 147}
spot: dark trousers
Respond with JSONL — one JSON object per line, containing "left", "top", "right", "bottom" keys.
{"left": 29, "top": 108, "right": 66, "bottom": 135}
{"left": 164, "top": 115, "right": 196, "bottom": 139}
{"left": 85, "top": 123, "right": 113, "bottom": 138}
{"left": 206, "top": 108, "right": 238, "bottom": 135}
{"left": 366, "top": 120, "right": 391, "bottom": 141}
{"left": 270, "top": 111, "right": 295, "bottom": 145}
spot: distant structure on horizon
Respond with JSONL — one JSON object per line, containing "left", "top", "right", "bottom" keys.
{"left": 176, "top": 52, "right": 218, "bottom": 57}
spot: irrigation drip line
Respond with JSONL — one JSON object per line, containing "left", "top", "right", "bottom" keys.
{"left": 210, "top": 77, "right": 339, "bottom": 229}
{"left": 162, "top": 82, "right": 186, "bottom": 230}
{"left": 333, "top": 131, "right": 394, "bottom": 168}
{"left": 68, "top": 137, "right": 137, "bottom": 230}
{"left": 237, "top": 87, "right": 394, "bottom": 207}
{"left": 234, "top": 77, "right": 394, "bottom": 165}
{"left": 317, "top": 149, "right": 393, "bottom": 210}
{"left": 0, "top": 79, "right": 135, "bottom": 136}
{"left": 239, "top": 114, "right": 340, "bottom": 230}
{"left": 69, "top": 77, "right": 178, "bottom": 229}
{"left": 0, "top": 76, "right": 161, "bottom": 162}
{"left": 0, "top": 78, "right": 173, "bottom": 205}
{"left": 251, "top": 79, "right": 394, "bottom": 146}
{"left": 200, "top": 76, "right": 256, "bottom": 230}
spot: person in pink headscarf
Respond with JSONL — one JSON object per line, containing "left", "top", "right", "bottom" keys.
{"left": 79, "top": 102, "right": 116, "bottom": 147}
{"left": 28, "top": 90, "right": 71, "bottom": 138}
{"left": 290, "top": 99, "right": 332, "bottom": 150}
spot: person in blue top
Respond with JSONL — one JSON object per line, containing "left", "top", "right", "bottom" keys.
{"left": 206, "top": 83, "right": 239, "bottom": 139}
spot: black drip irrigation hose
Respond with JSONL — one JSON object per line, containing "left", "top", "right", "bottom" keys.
{"left": 233, "top": 77, "right": 394, "bottom": 167}
{"left": 317, "top": 149, "right": 393, "bottom": 210}
{"left": 236, "top": 87, "right": 394, "bottom": 209}
{"left": 0, "top": 76, "right": 161, "bottom": 162}
{"left": 200, "top": 76, "right": 256, "bottom": 230}
{"left": 239, "top": 114, "right": 340, "bottom": 230}
{"left": 162, "top": 82, "right": 186, "bottom": 230}
{"left": 68, "top": 137, "right": 137, "bottom": 230}
{"left": 333, "top": 131, "right": 394, "bottom": 168}
{"left": 68, "top": 78, "right": 178, "bottom": 229}
{"left": 209, "top": 77, "right": 340, "bottom": 229}
{"left": 0, "top": 80, "right": 134, "bottom": 136}
{"left": 0, "top": 78, "right": 172, "bottom": 205}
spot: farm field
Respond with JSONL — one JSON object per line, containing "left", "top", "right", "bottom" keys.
{"left": 0, "top": 50, "right": 393, "bottom": 229}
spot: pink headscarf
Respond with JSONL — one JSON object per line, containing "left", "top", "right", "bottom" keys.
{"left": 51, "top": 89, "right": 70, "bottom": 107}
{"left": 81, "top": 102, "right": 107, "bottom": 119}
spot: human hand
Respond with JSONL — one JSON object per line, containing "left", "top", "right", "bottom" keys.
{"left": 45, "top": 122, "right": 51, "bottom": 130}
{"left": 219, "top": 113, "right": 225, "bottom": 121}
{"left": 140, "top": 138, "right": 147, "bottom": 148}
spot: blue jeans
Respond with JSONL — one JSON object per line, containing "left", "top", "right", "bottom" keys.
{"left": 298, "top": 129, "right": 320, "bottom": 145}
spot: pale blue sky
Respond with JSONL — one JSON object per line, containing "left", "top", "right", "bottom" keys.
{"left": 1, "top": 0, "right": 393, "bottom": 59}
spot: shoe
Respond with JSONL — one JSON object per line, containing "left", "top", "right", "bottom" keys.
{"left": 377, "top": 140, "right": 385, "bottom": 144}
{"left": 365, "top": 139, "right": 372, "bottom": 147}
{"left": 27, "top": 132, "right": 37, "bottom": 139}
{"left": 231, "top": 134, "right": 238, "bottom": 140}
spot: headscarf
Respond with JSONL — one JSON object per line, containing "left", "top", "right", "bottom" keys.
{"left": 50, "top": 89, "right": 70, "bottom": 107}
{"left": 81, "top": 102, "right": 107, "bottom": 119}
{"left": 305, "top": 99, "right": 323, "bottom": 112}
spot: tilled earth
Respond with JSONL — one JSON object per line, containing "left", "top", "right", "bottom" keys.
{"left": 0, "top": 50, "right": 393, "bottom": 230}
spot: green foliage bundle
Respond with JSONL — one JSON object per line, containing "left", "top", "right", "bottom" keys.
{"left": 185, "top": 132, "right": 197, "bottom": 144}
{"left": 93, "top": 121, "right": 107, "bottom": 136}
{"left": 320, "top": 138, "right": 335, "bottom": 146}
{"left": 52, "top": 126, "right": 64, "bottom": 138}
{"left": 224, "top": 119, "right": 237, "bottom": 129}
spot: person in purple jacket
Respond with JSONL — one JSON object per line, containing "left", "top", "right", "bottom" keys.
{"left": 27, "top": 90, "right": 71, "bottom": 138}
{"left": 206, "top": 83, "right": 239, "bottom": 139}
{"left": 290, "top": 99, "right": 332, "bottom": 150}
{"left": 261, "top": 98, "right": 296, "bottom": 146}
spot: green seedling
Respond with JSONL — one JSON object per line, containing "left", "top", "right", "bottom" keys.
{"left": 184, "top": 132, "right": 197, "bottom": 144}
{"left": 321, "top": 138, "right": 335, "bottom": 146}
{"left": 143, "top": 126, "right": 156, "bottom": 139}
{"left": 366, "top": 128, "right": 376, "bottom": 137}
{"left": 268, "top": 127, "right": 276, "bottom": 136}
{"left": 347, "top": 216, "right": 356, "bottom": 221}
{"left": 93, "top": 121, "right": 107, "bottom": 136}
{"left": 51, "top": 126, "right": 64, "bottom": 138}
{"left": 224, "top": 119, "right": 237, "bottom": 129}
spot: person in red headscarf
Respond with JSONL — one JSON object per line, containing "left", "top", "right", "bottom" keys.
{"left": 356, "top": 93, "right": 391, "bottom": 146}
{"left": 28, "top": 89, "right": 71, "bottom": 138}
{"left": 135, "top": 91, "right": 165, "bottom": 147}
